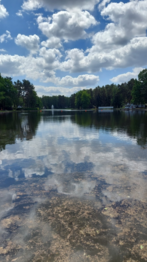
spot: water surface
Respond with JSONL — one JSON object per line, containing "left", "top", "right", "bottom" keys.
{"left": 0, "top": 110, "right": 147, "bottom": 262}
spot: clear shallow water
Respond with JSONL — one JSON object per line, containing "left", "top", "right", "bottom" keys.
{"left": 0, "top": 110, "right": 147, "bottom": 262}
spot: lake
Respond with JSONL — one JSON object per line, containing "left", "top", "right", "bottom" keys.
{"left": 0, "top": 110, "right": 147, "bottom": 262}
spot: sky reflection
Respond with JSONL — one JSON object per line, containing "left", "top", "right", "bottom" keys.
{"left": 0, "top": 111, "right": 147, "bottom": 261}
{"left": 0, "top": 112, "right": 147, "bottom": 199}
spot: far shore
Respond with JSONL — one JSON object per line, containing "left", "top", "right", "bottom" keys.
{"left": 0, "top": 108, "right": 147, "bottom": 115}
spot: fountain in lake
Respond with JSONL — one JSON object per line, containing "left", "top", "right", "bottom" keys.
{"left": 51, "top": 105, "right": 54, "bottom": 109}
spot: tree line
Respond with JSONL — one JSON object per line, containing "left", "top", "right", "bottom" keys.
{"left": 0, "top": 69, "right": 147, "bottom": 110}
{"left": 0, "top": 75, "right": 42, "bottom": 110}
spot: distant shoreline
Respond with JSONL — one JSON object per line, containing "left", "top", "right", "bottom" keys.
{"left": 0, "top": 108, "right": 147, "bottom": 115}
{"left": 0, "top": 110, "right": 12, "bottom": 114}
{"left": 118, "top": 108, "right": 147, "bottom": 111}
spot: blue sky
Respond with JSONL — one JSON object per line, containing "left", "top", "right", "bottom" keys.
{"left": 0, "top": 0, "right": 147, "bottom": 96}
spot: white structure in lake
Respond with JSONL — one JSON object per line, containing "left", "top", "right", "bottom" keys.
{"left": 51, "top": 105, "right": 54, "bottom": 109}
{"left": 98, "top": 106, "right": 113, "bottom": 112}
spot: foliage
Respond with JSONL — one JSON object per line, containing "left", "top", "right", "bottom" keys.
{"left": 75, "top": 91, "right": 82, "bottom": 109}
{"left": 41, "top": 95, "right": 71, "bottom": 109}
{"left": 81, "top": 91, "right": 91, "bottom": 109}
{"left": 75, "top": 90, "right": 91, "bottom": 109}
{"left": 0, "top": 75, "right": 17, "bottom": 109}
{"left": 138, "top": 69, "right": 147, "bottom": 103}
{"left": 0, "top": 68, "right": 147, "bottom": 110}
{"left": 131, "top": 80, "right": 142, "bottom": 105}
{"left": 14, "top": 79, "right": 39, "bottom": 108}
{"left": 131, "top": 69, "right": 147, "bottom": 105}
{"left": 0, "top": 75, "right": 42, "bottom": 110}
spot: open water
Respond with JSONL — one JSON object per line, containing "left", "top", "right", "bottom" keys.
{"left": 0, "top": 110, "right": 147, "bottom": 262}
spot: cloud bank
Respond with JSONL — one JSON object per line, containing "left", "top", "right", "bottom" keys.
{"left": 0, "top": 0, "right": 147, "bottom": 95}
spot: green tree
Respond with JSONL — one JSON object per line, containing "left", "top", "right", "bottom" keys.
{"left": 14, "top": 80, "right": 24, "bottom": 107}
{"left": 75, "top": 90, "right": 91, "bottom": 109}
{"left": 58, "top": 95, "right": 65, "bottom": 108}
{"left": 81, "top": 90, "right": 91, "bottom": 108}
{"left": 131, "top": 69, "right": 147, "bottom": 105}
{"left": 131, "top": 80, "right": 143, "bottom": 105}
{"left": 0, "top": 74, "right": 17, "bottom": 109}
{"left": 127, "top": 78, "right": 135, "bottom": 103}
{"left": 70, "top": 94, "right": 76, "bottom": 109}
{"left": 111, "top": 85, "right": 123, "bottom": 108}
{"left": 22, "top": 80, "right": 36, "bottom": 108}
{"left": 36, "top": 97, "right": 43, "bottom": 109}
{"left": 138, "top": 69, "right": 147, "bottom": 103}
{"left": 75, "top": 91, "right": 82, "bottom": 108}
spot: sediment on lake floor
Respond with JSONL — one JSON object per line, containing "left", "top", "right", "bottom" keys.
{"left": 0, "top": 185, "right": 147, "bottom": 262}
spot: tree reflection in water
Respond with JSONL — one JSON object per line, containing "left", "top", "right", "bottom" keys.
{"left": 0, "top": 112, "right": 41, "bottom": 151}
{"left": 0, "top": 110, "right": 147, "bottom": 261}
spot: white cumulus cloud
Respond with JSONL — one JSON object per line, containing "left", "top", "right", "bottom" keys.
{"left": 35, "top": 85, "right": 91, "bottom": 97}
{"left": 110, "top": 67, "right": 144, "bottom": 84}
{"left": 34, "top": 74, "right": 99, "bottom": 96}
{"left": 59, "top": 74, "right": 99, "bottom": 87}
{"left": 93, "top": 0, "right": 147, "bottom": 52}
{"left": 1, "top": 0, "right": 147, "bottom": 89}
{"left": 0, "top": 0, "right": 8, "bottom": 19}
{"left": 0, "top": 53, "right": 60, "bottom": 81}
{"left": 61, "top": 36, "right": 147, "bottom": 73}
{"left": 0, "top": 30, "right": 12, "bottom": 43}
{"left": 41, "top": 37, "right": 62, "bottom": 49}
{"left": 37, "top": 11, "right": 97, "bottom": 42}
{"left": 15, "top": 34, "right": 40, "bottom": 53}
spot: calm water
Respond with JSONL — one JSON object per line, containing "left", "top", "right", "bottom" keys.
{"left": 0, "top": 110, "right": 147, "bottom": 262}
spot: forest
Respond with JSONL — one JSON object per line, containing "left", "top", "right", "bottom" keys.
{"left": 0, "top": 69, "right": 147, "bottom": 110}
{"left": 0, "top": 77, "right": 42, "bottom": 110}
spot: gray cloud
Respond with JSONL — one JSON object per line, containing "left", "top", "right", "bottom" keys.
{"left": 22, "top": 0, "right": 100, "bottom": 11}
{"left": 39, "top": 47, "right": 62, "bottom": 63}
{"left": 41, "top": 37, "right": 62, "bottom": 49}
